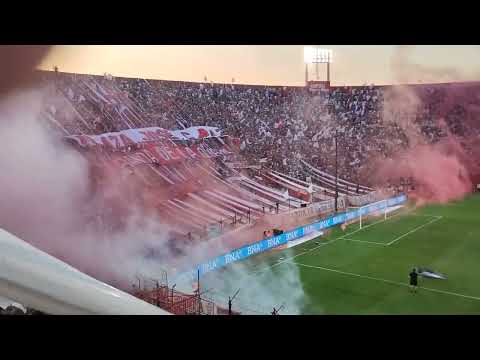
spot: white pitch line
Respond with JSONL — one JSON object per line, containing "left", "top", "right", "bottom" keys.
{"left": 344, "top": 238, "right": 388, "bottom": 246}
{"left": 256, "top": 218, "right": 382, "bottom": 273}
{"left": 251, "top": 207, "right": 411, "bottom": 275}
{"left": 252, "top": 235, "right": 347, "bottom": 275}
{"left": 292, "top": 262, "right": 480, "bottom": 302}
{"left": 251, "top": 238, "right": 337, "bottom": 275}
{"left": 409, "top": 214, "right": 443, "bottom": 219}
{"left": 345, "top": 214, "right": 442, "bottom": 246}
{"left": 387, "top": 216, "right": 443, "bottom": 246}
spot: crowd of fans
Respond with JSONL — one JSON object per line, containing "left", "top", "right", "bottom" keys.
{"left": 37, "top": 71, "right": 480, "bottom": 238}
{"left": 38, "top": 71, "right": 479, "bottom": 187}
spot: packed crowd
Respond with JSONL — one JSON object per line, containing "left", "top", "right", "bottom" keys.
{"left": 38, "top": 71, "right": 480, "bottom": 186}
{"left": 30, "top": 70, "right": 480, "bottom": 259}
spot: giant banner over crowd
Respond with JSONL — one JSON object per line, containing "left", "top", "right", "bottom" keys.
{"left": 65, "top": 126, "right": 223, "bottom": 151}
{"left": 65, "top": 126, "right": 230, "bottom": 166}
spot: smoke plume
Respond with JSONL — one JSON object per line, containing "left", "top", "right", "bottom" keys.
{"left": 372, "top": 46, "right": 478, "bottom": 204}
{"left": 391, "top": 46, "right": 464, "bottom": 84}
{"left": 200, "top": 249, "right": 307, "bottom": 314}
{"left": 0, "top": 87, "right": 306, "bottom": 313}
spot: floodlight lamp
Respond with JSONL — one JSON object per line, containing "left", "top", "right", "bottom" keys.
{"left": 318, "top": 49, "right": 333, "bottom": 63}
{"left": 304, "top": 47, "right": 333, "bottom": 64}
{"left": 304, "top": 46, "right": 316, "bottom": 64}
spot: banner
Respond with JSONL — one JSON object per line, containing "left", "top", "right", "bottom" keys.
{"left": 140, "top": 142, "right": 230, "bottom": 166}
{"left": 66, "top": 126, "right": 222, "bottom": 151}
{"left": 170, "top": 126, "right": 222, "bottom": 141}
{"left": 175, "top": 194, "right": 407, "bottom": 284}
{"left": 307, "top": 81, "right": 330, "bottom": 92}
{"left": 225, "top": 162, "right": 259, "bottom": 170}
{"left": 114, "top": 146, "right": 231, "bottom": 168}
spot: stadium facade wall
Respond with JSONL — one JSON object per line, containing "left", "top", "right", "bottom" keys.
{"left": 283, "top": 196, "right": 346, "bottom": 219}
{"left": 175, "top": 194, "right": 407, "bottom": 284}
{"left": 347, "top": 191, "right": 383, "bottom": 207}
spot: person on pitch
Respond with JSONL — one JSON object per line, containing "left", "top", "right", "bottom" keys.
{"left": 409, "top": 268, "right": 418, "bottom": 293}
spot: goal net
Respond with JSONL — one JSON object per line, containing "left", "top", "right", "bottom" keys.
{"left": 346, "top": 199, "right": 389, "bottom": 230}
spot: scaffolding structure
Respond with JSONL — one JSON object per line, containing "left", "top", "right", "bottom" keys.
{"left": 132, "top": 271, "right": 218, "bottom": 315}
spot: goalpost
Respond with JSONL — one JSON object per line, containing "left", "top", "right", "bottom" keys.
{"left": 347, "top": 199, "right": 388, "bottom": 230}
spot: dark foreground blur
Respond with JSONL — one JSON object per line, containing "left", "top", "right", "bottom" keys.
{"left": 0, "top": 45, "right": 51, "bottom": 96}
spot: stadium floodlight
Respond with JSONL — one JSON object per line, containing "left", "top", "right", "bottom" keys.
{"left": 304, "top": 47, "right": 333, "bottom": 84}
{"left": 304, "top": 47, "right": 316, "bottom": 64}
{"left": 304, "top": 47, "right": 332, "bottom": 64}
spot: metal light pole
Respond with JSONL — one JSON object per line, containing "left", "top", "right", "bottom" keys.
{"left": 171, "top": 283, "right": 176, "bottom": 308}
{"left": 272, "top": 303, "right": 285, "bottom": 315}
{"left": 228, "top": 289, "right": 241, "bottom": 315}
{"left": 305, "top": 63, "right": 309, "bottom": 85}
{"left": 153, "top": 279, "right": 160, "bottom": 307}
{"left": 197, "top": 269, "right": 201, "bottom": 315}
{"left": 334, "top": 129, "right": 339, "bottom": 213}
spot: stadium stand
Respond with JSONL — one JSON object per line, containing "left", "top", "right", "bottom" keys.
{"left": 35, "top": 71, "right": 480, "bottom": 265}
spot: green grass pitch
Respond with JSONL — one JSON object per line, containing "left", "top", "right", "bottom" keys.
{"left": 205, "top": 194, "right": 480, "bottom": 314}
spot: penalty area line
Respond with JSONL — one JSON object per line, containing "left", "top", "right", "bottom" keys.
{"left": 343, "top": 238, "right": 388, "bottom": 246}
{"left": 408, "top": 213, "right": 443, "bottom": 219}
{"left": 250, "top": 207, "right": 414, "bottom": 276}
{"left": 250, "top": 231, "right": 353, "bottom": 276}
{"left": 386, "top": 216, "right": 443, "bottom": 246}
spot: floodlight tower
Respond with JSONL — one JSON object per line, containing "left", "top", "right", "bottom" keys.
{"left": 304, "top": 47, "right": 333, "bottom": 86}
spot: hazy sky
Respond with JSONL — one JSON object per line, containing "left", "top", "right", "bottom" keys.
{"left": 38, "top": 45, "right": 480, "bottom": 86}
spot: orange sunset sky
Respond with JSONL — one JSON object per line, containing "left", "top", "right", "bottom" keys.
{"left": 38, "top": 45, "right": 480, "bottom": 86}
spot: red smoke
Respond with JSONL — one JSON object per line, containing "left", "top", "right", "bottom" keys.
{"left": 371, "top": 47, "right": 480, "bottom": 205}
{"left": 375, "top": 140, "right": 472, "bottom": 204}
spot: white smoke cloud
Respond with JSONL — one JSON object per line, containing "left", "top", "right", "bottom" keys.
{"left": 0, "top": 88, "right": 89, "bottom": 253}
{"left": 0, "top": 87, "right": 180, "bottom": 290}
{"left": 200, "top": 249, "right": 307, "bottom": 315}
{"left": 391, "top": 46, "right": 465, "bottom": 84}
{"left": 0, "top": 86, "right": 308, "bottom": 313}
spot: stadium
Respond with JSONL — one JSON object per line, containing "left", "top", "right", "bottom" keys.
{"left": 1, "top": 45, "right": 480, "bottom": 315}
